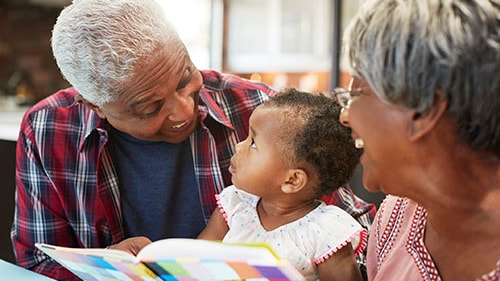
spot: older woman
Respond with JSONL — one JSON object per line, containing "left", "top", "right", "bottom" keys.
{"left": 335, "top": 0, "right": 500, "bottom": 280}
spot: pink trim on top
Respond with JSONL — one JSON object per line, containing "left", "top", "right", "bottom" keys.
{"left": 476, "top": 260, "right": 500, "bottom": 281}
{"left": 314, "top": 228, "right": 368, "bottom": 264}
{"left": 215, "top": 194, "right": 229, "bottom": 224}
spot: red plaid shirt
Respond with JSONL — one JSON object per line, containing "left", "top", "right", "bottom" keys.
{"left": 12, "top": 70, "right": 375, "bottom": 280}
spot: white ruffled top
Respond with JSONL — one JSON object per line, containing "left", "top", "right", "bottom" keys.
{"left": 217, "top": 185, "right": 367, "bottom": 281}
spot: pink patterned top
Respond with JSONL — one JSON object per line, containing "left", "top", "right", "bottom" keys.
{"left": 367, "top": 195, "right": 500, "bottom": 281}
{"left": 217, "top": 185, "right": 367, "bottom": 281}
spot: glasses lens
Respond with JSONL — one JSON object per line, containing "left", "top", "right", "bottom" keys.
{"left": 338, "top": 93, "right": 350, "bottom": 108}
{"left": 333, "top": 88, "right": 351, "bottom": 108}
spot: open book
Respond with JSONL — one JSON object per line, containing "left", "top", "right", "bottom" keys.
{"left": 35, "top": 238, "right": 305, "bottom": 281}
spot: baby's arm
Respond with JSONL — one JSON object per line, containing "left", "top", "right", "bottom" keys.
{"left": 317, "top": 242, "right": 363, "bottom": 281}
{"left": 197, "top": 207, "right": 229, "bottom": 240}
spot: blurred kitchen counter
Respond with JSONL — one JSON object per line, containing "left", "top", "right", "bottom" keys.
{"left": 0, "top": 96, "right": 30, "bottom": 142}
{"left": 0, "top": 111, "right": 27, "bottom": 142}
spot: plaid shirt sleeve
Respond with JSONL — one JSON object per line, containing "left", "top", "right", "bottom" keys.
{"left": 11, "top": 89, "right": 118, "bottom": 281}
{"left": 13, "top": 103, "right": 81, "bottom": 280}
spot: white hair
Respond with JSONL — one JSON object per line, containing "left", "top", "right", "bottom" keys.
{"left": 344, "top": 0, "right": 500, "bottom": 154}
{"left": 51, "top": 0, "right": 182, "bottom": 107}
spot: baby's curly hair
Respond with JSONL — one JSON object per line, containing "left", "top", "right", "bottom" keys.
{"left": 261, "top": 88, "right": 361, "bottom": 198}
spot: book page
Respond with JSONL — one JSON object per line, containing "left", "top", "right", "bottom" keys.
{"left": 35, "top": 243, "right": 161, "bottom": 281}
{"left": 137, "top": 238, "right": 279, "bottom": 263}
{"left": 35, "top": 240, "right": 306, "bottom": 280}
{"left": 136, "top": 239, "right": 306, "bottom": 280}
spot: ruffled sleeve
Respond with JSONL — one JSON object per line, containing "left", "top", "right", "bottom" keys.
{"left": 215, "top": 185, "right": 259, "bottom": 227}
{"left": 310, "top": 204, "right": 368, "bottom": 264}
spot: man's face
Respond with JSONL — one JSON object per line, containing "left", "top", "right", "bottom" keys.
{"left": 93, "top": 44, "right": 203, "bottom": 143}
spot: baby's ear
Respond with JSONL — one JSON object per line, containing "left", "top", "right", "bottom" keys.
{"left": 281, "top": 169, "right": 308, "bottom": 194}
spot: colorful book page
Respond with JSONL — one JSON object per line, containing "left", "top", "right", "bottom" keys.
{"left": 144, "top": 259, "right": 304, "bottom": 281}
{"left": 36, "top": 240, "right": 307, "bottom": 281}
{"left": 37, "top": 245, "right": 160, "bottom": 281}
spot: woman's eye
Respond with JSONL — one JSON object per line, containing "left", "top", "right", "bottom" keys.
{"left": 250, "top": 138, "right": 256, "bottom": 148}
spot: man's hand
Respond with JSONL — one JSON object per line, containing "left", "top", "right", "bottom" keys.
{"left": 106, "top": 236, "right": 152, "bottom": 256}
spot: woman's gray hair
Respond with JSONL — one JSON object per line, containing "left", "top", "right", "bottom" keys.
{"left": 51, "top": 0, "right": 182, "bottom": 107}
{"left": 344, "top": 0, "right": 500, "bottom": 154}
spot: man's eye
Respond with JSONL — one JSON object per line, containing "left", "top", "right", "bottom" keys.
{"left": 137, "top": 109, "right": 159, "bottom": 120}
{"left": 176, "top": 69, "right": 192, "bottom": 90}
{"left": 135, "top": 102, "right": 162, "bottom": 120}
{"left": 250, "top": 138, "right": 256, "bottom": 148}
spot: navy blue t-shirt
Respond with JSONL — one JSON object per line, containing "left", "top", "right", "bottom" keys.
{"left": 111, "top": 128, "right": 205, "bottom": 241}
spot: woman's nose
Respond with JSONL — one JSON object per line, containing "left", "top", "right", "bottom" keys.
{"left": 339, "top": 107, "right": 350, "bottom": 127}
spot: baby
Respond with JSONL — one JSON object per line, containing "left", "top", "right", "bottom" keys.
{"left": 199, "top": 88, "right": 366, "bottom": 281}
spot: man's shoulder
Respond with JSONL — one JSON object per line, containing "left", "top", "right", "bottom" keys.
{"left": 31, "top": 87, "right": 80, "bottom": 111}
{"left": 200, "top": 70, "right": 275, "bottom": 96}
{"left": 21, "top": 87, "right": 95, "bottom": 132}
{"left": 199, "top": 70, "right": 276, "bottom": 117}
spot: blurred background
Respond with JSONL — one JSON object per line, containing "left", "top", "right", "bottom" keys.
{"left": 0, "top": 0, "right": 365, "bottom": 106}
{"left": 0, "top": 0, "right": 385, "bottom": 263}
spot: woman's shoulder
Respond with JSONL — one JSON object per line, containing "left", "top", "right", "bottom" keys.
{"left": 375, "top": 195, "right": 422, "bottom": 229}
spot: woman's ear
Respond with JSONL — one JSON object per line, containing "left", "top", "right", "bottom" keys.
{"left": 75, "top": 94, "right": 107, "bottom": 119}
{"left": 407, "top": 93, "right": 448, "bottom": 141}
{"left": 281, "top": 169, "right": 308, "bottom": 194}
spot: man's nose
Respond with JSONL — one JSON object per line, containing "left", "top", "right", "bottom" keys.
{"left": 167, "top": 93, "right": 193, "bottom": 122}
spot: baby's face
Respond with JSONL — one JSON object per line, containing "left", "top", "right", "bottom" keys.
{"left": 228, "top": 107, "right": 292, "bottom": 196}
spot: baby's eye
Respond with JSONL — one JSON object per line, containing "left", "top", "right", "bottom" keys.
{"left": 250, "top": 138, "right": 257, "bottom": 149}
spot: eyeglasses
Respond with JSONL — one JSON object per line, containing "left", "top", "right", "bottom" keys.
{"left": 332, "top": 87, "right": 365, "bottom": 109}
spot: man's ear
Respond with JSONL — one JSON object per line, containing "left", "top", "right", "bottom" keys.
{"left": 281, "top": 169, "right": 308, "bottom": 194}
{"left": 407, "top": 93, "right": 448, "bottom": 141}
{"left": 75, "top": 94, "right": 107, "bottom": 119}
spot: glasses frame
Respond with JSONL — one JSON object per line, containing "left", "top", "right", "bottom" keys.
{"left": 331, "top": 87, "right": 365, "bottom": 109}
